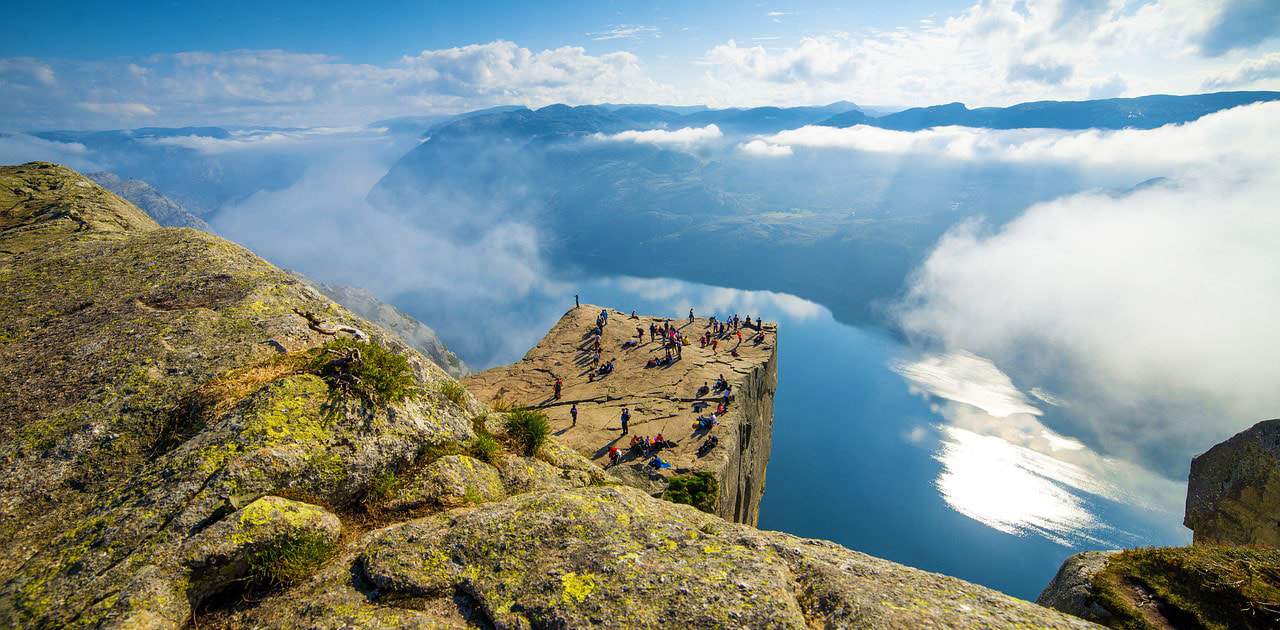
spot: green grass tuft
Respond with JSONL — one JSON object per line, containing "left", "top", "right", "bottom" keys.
{"left": 503, "top": 408, "right": 551, "bottom": 456}
{"left": 437, "top": 380, "right": 468, "bottom": 407}
{"left": 1092, "top": 545, "right": 1280, "bottom": 630}
{"left": 246, "top": 531, "right": 336, "bottom": 586}
{"left": 307, "top": 338, "right": 416, "bottom": 409}
{"left": 365, "top": 469, "right": 401, "bottom": 505}
{"left": 664, "top": 472, "right": 719, "bottom": 514}
{"left": 470, "top": 432, "right": 502, "bottom": 463}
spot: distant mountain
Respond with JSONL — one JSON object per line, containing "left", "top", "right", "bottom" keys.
{"left": 87, "top": 172, "right": 211, "bottom": 230}
{"left": 370, "top": 105, "right": 528, "bottom": 137}
{"left": 34, "top": 127, "right": 307, "bottom": 216}
{"left": 682, "top": 102, "right": 863, "bottom": 133}
{"left": 821, "top": 91, "right": 1280, "bottom": 130}
{"left": 299, "top": 277, "right": 468, "bottom": 377}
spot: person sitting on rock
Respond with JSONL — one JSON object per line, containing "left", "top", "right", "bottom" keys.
{"left": 608, "top": 446, "right": 621, "bottom": 466}
{"left": 696, "top": 382, "right": 710, "bottom": 397}
{"left": 697, "top": 435, "right": 719, "bottom": 457}
{"left": 649, "top": 455, "right": 671, "bottom": 470}
{"left": 715, "top": 375, "right": 728, "bottom": 391}
{"left": 696, "top": 413, "right": 718, "bottom": 430}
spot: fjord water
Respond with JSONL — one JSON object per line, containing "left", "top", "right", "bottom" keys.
{"left": 444, "top": 275, "right": 1189, "bottom": 601}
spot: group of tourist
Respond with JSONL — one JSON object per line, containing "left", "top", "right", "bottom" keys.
{"left": 556, "top": 301, "right": 766, "bottom": 475}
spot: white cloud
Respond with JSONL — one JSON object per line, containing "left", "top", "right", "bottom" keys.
{"left": 748, "top": 102, "right": 1280, "bottom": 178}
{"left": 0, "top": 42, "right": 675, "bottom": 129}
{"left": 0, "top": 133, "right": 97, "bottom": 172}
{"left": 695, "top": 0, "right": 1277, "bottom": 108}
{"left": 704, "top": 37, "right": 858, "bottom": 84}
{"left": 895, "top": 102, "right": 1280, "bottom": 478}
{"left": 587, "top": 25, "right": 660, "bottom": 41}
{"left": 1203, "top": 51, "right": 1280, "bottom": 88}
{"left": 739, "top": 139, "right": 793, "bottom": 157}
{"left": 77, "top": 102, "right": 156, "bottom": 117}
{"left": 594, "top": 124, "right": 723, "bottom": 149}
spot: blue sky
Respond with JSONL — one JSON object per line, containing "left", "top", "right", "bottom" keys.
{"left": 1, "top": 0, "right": 1277, "bottom": 128}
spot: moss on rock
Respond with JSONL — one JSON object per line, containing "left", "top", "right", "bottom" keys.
{"left": 383, "top": 454, "right": 506, "bottom": 511}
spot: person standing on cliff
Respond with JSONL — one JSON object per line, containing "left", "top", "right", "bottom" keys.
{"left": 553, "top": 377, "right": 563, "bottom": 400}
{"left": 570, "top": 403, "right": 578, "bottom": 426}
{"left": 620, "top": 407, "right": 631, "bottom": 435}
{"left": 575, "top": 294, "right": 579, "bottom": 308}
{"left": 688, "top": 308, "right": 694, "bottom": 323}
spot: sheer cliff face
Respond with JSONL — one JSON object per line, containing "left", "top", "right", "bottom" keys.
{"left": 462, "top": 306, "right": 778, "bottom": 525}
{"left": 713, "top": 341, "right": 777, "bottom": 524}
{"left": 0, "top": 162, "right": 1094, "bottom": 629}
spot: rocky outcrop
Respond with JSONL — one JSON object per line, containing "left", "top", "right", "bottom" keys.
{"left": 1039, "top": 418, "right": 1280, "bottom": 629}
{"left": 0, "top": 162, "right": 1100, "bottom": 629}
{"left": 463, "top": 306, "right": 777, "bottom": 524}
{"left": 1185, "top": 418, "right": 1280, "bottom": 546}
{"left": 1036, "top": 551, "right": 1119, "bottom": 626}
{"left": 233, "top": 485, "right": 1096, "bottom": 629}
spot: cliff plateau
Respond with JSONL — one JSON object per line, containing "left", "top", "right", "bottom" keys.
{"left": 463, "top": 306, "right": 776, "bottom": 524}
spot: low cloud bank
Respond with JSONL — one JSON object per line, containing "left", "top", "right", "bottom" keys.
{"left": 594, "top": 124, "right": 722, "bottom": 149}
{"left": 746, "top": 102, "right": 1279, "bottom": 177}
{"left": 894, "top": 103, "right": 1280, "bottom": 480}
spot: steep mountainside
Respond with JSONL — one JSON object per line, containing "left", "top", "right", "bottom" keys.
{"left": 0, "top": 162, "right": 1097, "bottom": 629}
{"left": 306, "top": 279, "right": 468, "bottom": 378}
{"left": 87, "top": 171, "right": 211, "bottom": 230}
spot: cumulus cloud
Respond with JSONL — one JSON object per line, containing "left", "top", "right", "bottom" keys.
{"left": 704, "top": 37, "right": 858, "bottom": 85}
{"left": 1199, "top": 0, "right": 1280, "bottom": 57}
{"left": 695, "top": 0, "right": 1273, "bottom": 108}
{"left": 894, "top": 102, "right": 1280, "bottom": 479}
{"left": 1006, "top": 58, "right": 1074, "bottom": 85}
{"left": 1088, "top": 74, "right": 1127, "bottom": 98}
{"left": 0, "top": 41, "right": 674, "bottom": 129}
{"left": 594, "top": 124, "right": 722, "bottom": 149}
{"left": 1203, "top": 51, "right": 1280, "bottom": 88}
